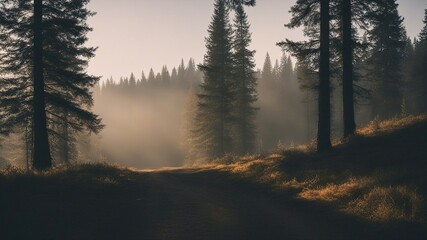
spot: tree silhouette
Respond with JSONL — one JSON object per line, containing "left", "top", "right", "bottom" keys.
{"left": 232, "top": 3, "right": 257, "bottom": 155}
{"left": 341, "top": 0, "right": 356, "bottom": 137}
{"left": 32, "top": 0, "right": 52, "bottom": 169}
{"left": 317, "top": 0, "right": 332, "bottom": 152}
{"left": 0, "top": 0, "right": 102, "bottom": 169}
{"left": 194, "top": 0, "right": 235, "bottom": 158}
{"left": 366, "top": 0, "right": 406, "bottom": 120}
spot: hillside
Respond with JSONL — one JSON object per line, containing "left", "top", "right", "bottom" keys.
{"left": 1, "top": 115, "right": 427, "bottom": 240}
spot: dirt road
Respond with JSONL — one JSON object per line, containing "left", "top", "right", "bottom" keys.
{"left": 2, "top": 168, "right": 424, "bottom": 240}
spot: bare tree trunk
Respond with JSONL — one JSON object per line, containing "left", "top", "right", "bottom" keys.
{"left": 317, "top": 0, "right": 332, "bottom": 152}
{"left": 32, "top": 0, "right": 52, "bottom": 170}
{"left": 342, "top": 0, "right": 356, "bottom": 138}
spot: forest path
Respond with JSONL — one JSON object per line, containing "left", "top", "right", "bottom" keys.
{"left": 3, "top": 167, "right": 420, "bottom": 240}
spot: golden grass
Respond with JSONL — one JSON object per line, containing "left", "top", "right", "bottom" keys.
{"left": 347, "top": 186, "right": 425, "bottom": 222}
{"left": 299, "top": 177, "right": 374, "bottom": 202}
{"left": 358, "top": 114, "right": 427, "bottom": 136}
{"left": 212, "top": 114, "right": 427, "bottom": 225}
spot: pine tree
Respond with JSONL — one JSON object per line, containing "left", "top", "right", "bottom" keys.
{"left": 161, "top": 66, "right": 171, "bottom": 85}
{"left": 342, "top": 0, "right": 356, "bottom": 137}
{"left": 419, "top": 9, "right": 427, "bottom": 43}
{"left": 232, "top": 3, "right": 257, "bottom": 155}
{"left": 261, "top": 53, "right": 273, "bottom": 83}
{"left": 171, "top": 67, "right": 178, "bottom": 83}
{"left": 411, "top": 9, "right": 427, "bottom": 113}
{"left": 147, "top": 68, "right": 156, "bottom": 84}
{"left": 0, "top": 0, "right": 103, "bottom": 169}
{"left": 194, "top": 0, "right": 235, "bottom": 158}
{"left": 279, "top": 54, "right": 294, "bottom": 85}
{"left": 367, "top": 0, "right": 406, "bottom": 120}
{"left": 178, "top": 59, "right": 186, "bottom": 83}
{"left": 317, "top": 0, "right": 332, "bottom": 152}
{"left": 129, "top": 73, "right": 136, "bottom": 87}
{"left": 33, "top": 0, "right": 51, "bottom": 169}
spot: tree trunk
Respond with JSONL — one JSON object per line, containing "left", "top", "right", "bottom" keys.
{"left": 32, "top": 0, "right": 52, "bottom": 170}
{"left": 317, "top": 0, "right": 332, "bottom": 152}
{"left": 342, "top": 0, "right": 356, "bottom": 138}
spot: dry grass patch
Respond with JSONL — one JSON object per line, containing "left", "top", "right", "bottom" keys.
{"left": 358, "top": 114, "right": 427, "bottom": 136}
{"left": 347, "top": 186, "right": 425, "bottom": 222}
{"left": 299, "top": 177, "right": 374, "bottom": 202}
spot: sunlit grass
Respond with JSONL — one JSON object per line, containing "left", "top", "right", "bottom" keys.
{"left": 347, "top": 186, "right": 425, "bottom": 222}
{"left": 358, "top": 114, "right": 427, "bottom": 136}
{"left": 299, "top": 177, "right": 373, "bottom": 202}
{"left": 211, "top": 114, "right": 427, "bottom": 225}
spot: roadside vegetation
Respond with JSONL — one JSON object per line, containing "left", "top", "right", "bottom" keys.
{"left": 210, "top": 114, "right": 427, "bottom": 225}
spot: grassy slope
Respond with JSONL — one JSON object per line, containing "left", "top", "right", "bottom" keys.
{"left": 1, "top": 115, "right": 427, "bottom": 240}
{"left": 213, "top": 115, "right": 427, "bottom": 228}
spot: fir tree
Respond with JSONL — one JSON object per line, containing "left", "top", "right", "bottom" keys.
{"left": 178, "top": 59, "right": 186, "bottom": 83}
{"left": 317, "top": 0, "right": 332, "bottom": 152}
{"left": 366, "top": 0, "right": 406, "bottom": 120}
{"left": 129, "top": 73, "right": 136, "bottom": 87}
{"left": 0, "top": 0, "right": 103, "bottom": 169}
{"left": 261, "top": 53, "right": 273, "bottom": 83}
{"left": 194, "top": 0, "right": 235, "bottom": 158}
{"left": 232, "top": 3, "right": 257, "bottom": 155}
{"left": 411, "top": 9, "right": 427, "bottom": 113}
{"left": 186, "top": 58, "right": 197, "bottom": 86}
{"left": 419, "top": 9, "right": 427, "bottom": 43}
{"left": 147, "top": 68, "right": 156, "bottom": 84}
{"left": 161, "top": 66, "right": 171, "bottom": 85}
{"left": 341, "top": 0, "right": 356, "bottom": 137}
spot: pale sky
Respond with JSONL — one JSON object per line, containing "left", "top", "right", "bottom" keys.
{"left": 86, "top": 0, "right": 427, "bottom": 81}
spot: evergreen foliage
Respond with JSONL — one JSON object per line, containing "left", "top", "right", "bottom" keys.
{"left": 232, "top": 3, "right": 257, "bottom": 155}
{"left": 366, "top": 0, "right": 407, "bottom": 120}
{"left": 415, "top": 10, "right": 427, "bottom": 111}
{"left": 194, "top": 0, "right": 235, "bottom": 158}
{"left": 261, "top": 53, "right": 273, "bottom": 84}
{"left": 0, "top": 0, "right": 103, "bottom": 168}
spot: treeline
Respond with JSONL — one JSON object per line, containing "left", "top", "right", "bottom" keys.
{"left": 97, "top": 59, "right": 202, "bottom": 96}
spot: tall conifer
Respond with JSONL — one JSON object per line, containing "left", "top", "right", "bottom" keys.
{"left": 232, "top": 3, "right": 257, "bottom": 155}
{"left": 0, "top": 0, "right": 103, "bottom": 169}
{"left": 367, "top": 0, "right": 406, "bottom": 119}
{"left": 194, "top": 0, "right": 235, "bottom": 158}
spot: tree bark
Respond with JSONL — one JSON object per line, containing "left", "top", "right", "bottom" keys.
{"left": 32, "top": 0, "right": 52, "bottom": 170}
{"left": 317, "top": 0, "right": 332, "bottom": 152}
{"left": 342, "top": 0, "right": 356, "bottom": 137}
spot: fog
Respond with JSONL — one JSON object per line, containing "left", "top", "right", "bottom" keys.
{"left": 93, "top": 85, "right": 190, "bottom": 168}
{"left": 89, "top": 56, "right": 317, "bottom": 168}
